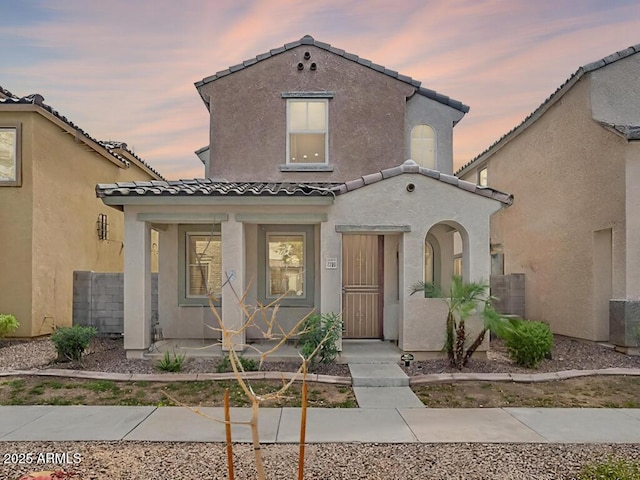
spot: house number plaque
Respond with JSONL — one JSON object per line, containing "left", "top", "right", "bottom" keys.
{"left": 325, "top": 257, "right": 338, "bottom": 269}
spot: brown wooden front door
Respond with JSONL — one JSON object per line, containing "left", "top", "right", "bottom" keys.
{"left": 342, "top": 234, "right": 383, "bottom": 338}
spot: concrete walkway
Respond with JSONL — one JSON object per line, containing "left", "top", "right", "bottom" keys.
{"left": 2, "top": 367, "right": 640, "bottom": 443}
{"left": 1, "top": 405, "right": 639, "bottom": 443}
{"left": 349, "top": 362, "right": 424, "bottom": 408}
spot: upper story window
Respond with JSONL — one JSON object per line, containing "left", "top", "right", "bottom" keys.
{"left": 287, "top": 99, "right": 328, "bottom": 165}
{"left": 411, "top": 124, "right": 436, "bottom": 169}
{"left": 478, "top": 167, "right": 488, "bottom": 186}
{"left": 0, "top": 125, "right": 21, "bottom": 186}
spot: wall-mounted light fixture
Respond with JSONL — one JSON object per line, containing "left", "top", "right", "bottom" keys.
{"left": 97, "top": 213, "right": 109, "bottom": 240}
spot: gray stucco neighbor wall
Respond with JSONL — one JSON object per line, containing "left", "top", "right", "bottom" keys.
{"left": 73, "top": 271, "right": 158, "bottom": 335}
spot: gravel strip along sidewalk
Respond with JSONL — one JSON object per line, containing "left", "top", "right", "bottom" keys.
{"left": 2, "top": 442, "right": 640, "bottom": 480}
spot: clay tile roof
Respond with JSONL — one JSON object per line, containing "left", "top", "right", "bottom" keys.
{"left": 456, "top": 42, "right": 640, "bottom": 176}
{"left": 96, "top": 160, "right": 513, "bottom": 205}
{"left": 195, "top": 35, "right": 469, "bottom": 114}
{"left": 0, "top": 86, "right": 164, "bottom": 180}
{"left": 337, "top": 160, "right": 513, "bottom": 204}
{"left": 96, "top": 180, "right": 341, "bottom": 198}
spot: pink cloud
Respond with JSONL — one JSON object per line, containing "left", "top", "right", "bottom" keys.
{"left": 4, "top": 0, "right": 640, "bottom": 178}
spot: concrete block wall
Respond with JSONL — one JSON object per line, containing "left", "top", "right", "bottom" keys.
{"left": 73, "top": 271, "right": 158, "bottom": 335}
{"left": 490, "top": 273, "right": 525, "bottom": 319}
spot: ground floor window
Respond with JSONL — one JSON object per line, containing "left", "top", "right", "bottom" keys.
{"left": 187, "top": 233, "right": 222, "bottom": 297}
{"left": 178, "top": 224, "right": 221, "bottom": 305}
{"left": 258, "top": 224, "right": 315, "bottom": 307}
{"left": 267, "top": 233, "right": 305, "bottom": 298}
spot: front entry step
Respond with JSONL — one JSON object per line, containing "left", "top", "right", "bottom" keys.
{"left": 349, "top": 362, "right": 409, "bottom": 387}
{"left": 353, "top": 387, "right": 424, "bottom": 408}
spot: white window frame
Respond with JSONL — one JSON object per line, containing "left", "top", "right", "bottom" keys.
{"left": 266, "top": 231, "right": 307, "bottom": 300}
{"left": 478, "top": 167, "right": 488, "bottom": 186}
{"left": 0, "top": 124, "right": 21, "bottom": 186}
{"left": 185, "top": 231, "right": 222, "bottom": 299}
{"left": 286, "top": 98, "right": 328, "bottom": 166}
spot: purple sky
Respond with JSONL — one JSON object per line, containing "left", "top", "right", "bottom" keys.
{"left": 2, "top": 0, "right": 639, "bottom": 179}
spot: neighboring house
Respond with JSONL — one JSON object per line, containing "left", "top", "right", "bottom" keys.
{"left": 457, "top": 43, "right": 640, "bottom": 351}
{"left": 0, "top": 86, "right": 163, "bottom": 338}
{"left": 97, "top": 35, "right": 512, "bottom": 358}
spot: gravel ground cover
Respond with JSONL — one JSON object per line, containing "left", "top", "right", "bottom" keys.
{"left": 2, "top": 335, "right": 639, "bottom": 376}
{"left": 3, "top": 442, "right": 640, "bottom": 480}
{"left": 2, "top": 337, "right": 640, "bottom": 478}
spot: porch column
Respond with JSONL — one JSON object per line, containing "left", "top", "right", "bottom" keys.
{"left": 320, "top": 222, "right": 341, "bottom": 316}
{"left": 221, "top": 217, "right": 245, "bottom": 350}
{"left": 123, "top": 211, "right": 152, "bottom": 358}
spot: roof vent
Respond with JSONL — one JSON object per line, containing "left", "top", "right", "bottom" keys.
{"left": 297, "top": 62, "right": 304, "bottom": 71}
{"left": 304, "top": 51, "right": 311, "bottom": 60}
{"left": 310, "top": 62, "right": 317, "bottom": 71}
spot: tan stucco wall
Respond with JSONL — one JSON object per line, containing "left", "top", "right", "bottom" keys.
{"left": 0, "top": 112, "right": 34, "bottom": 337}
{"left": 461, "top": 77, "right": 626, "bottom": 341}
{"left": 199, "top": 45, "right": 416, "bottom": 182}
{"left": 2, "top": 110, "right": 158, "bottom": 336}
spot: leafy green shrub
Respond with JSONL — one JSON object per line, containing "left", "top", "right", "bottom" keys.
{"left": 298, "top": 312, "right": 342, "bottom": 368}
{"left": 578, "top": 456, "right": 640, "bottom": 480}
{"left": 157, "top": 351, "right": 186, "bottom": 372}
{"left": 215, "top": 355, "right": 258, "bottom": 373}
{"left": 50, "top": 325, "right": 97, "bottom": 362}
{"left": 502, "top": 320, "right": 553, "bottom": 368}
{"left": 0, "top": 314, "right": 19, "bottom": 338}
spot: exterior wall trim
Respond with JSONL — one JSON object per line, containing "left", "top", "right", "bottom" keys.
{"left": 281, "top": 91, "right": 335, "bottom": 98}
{"left": 137, "top": 213, "right": 229, "bottom": 223}
{"left": 235, "top": 213, "right": 328, "bottom": 223}
{"left": 335, "top": 224, "right": 411, "bottom": 233}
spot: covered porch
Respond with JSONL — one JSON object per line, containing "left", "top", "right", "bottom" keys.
{"left": 96, "top": 161, "right": 512, "bottom": 360}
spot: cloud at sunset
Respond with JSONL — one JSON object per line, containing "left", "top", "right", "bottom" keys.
{"left": 1, "top": 0, "right": 639, "bottom": 178}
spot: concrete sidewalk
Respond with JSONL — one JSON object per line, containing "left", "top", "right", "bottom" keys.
{"left": 1, "top": 406, "right": 639, "bottom": 443}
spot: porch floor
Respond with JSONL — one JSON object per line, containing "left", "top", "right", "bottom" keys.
{"left": 147, "top": 339, "right": 404, "bottom": 364}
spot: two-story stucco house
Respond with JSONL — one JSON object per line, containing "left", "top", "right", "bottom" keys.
{"left": 457, "top": 43, "right": 640, "bottom": 353}
{"left": 97, "top": 36, "right": 512, "bottom": 358}
{"left": 0, "top": 86, "right": 163, "bottom": 338}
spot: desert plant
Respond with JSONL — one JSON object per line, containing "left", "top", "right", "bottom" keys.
{"left": 216, "top": 354, "right": 258, "bottom": 373}
{"left": 502, "top": 320, "right": 553, "bottom": 368}
{"left": 410, "top": 276, "right": 513, "bottom": 369}
{"left": 163, "top": 272, "right": 339, "bottom": 480}
{"left": 0, "top": 313, "right": 19, "bottom": 338}
{"left": 50, "top": 325, "right": 97, "bottom": 362}
{"left": 157, "top": 351, "right": 186, "bottom": 372}
{"left": 298, "top": 312, "right": 342, "bottom": 369}
{"left": 578, "top": 456, "right": 640, "bottom": 480}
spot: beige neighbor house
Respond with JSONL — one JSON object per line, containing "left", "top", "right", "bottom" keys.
{"left": 97, "top": 35, "right": 513, "bottom": 359}
{"left": 457, "top": 43, "right": 640, "bottom": 352}
{"left": 0, "top": 86, "right": 163, "bottom": 338}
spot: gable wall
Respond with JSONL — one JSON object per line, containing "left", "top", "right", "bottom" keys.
{"left": 471, "top": 76, "right": 626, "bottom": 341}
{"left": 28, "top": 113, "right": 158, "bottom": 335}
{"left": 0, "top": 111, "right": 34, "bottom": 337}
{"left": 200, "top": 45, "right": 415, "bottom": 182}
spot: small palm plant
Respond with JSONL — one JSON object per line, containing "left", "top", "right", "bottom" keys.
{"left": 410, "top": 276, "right": 513, "bottom": 369}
